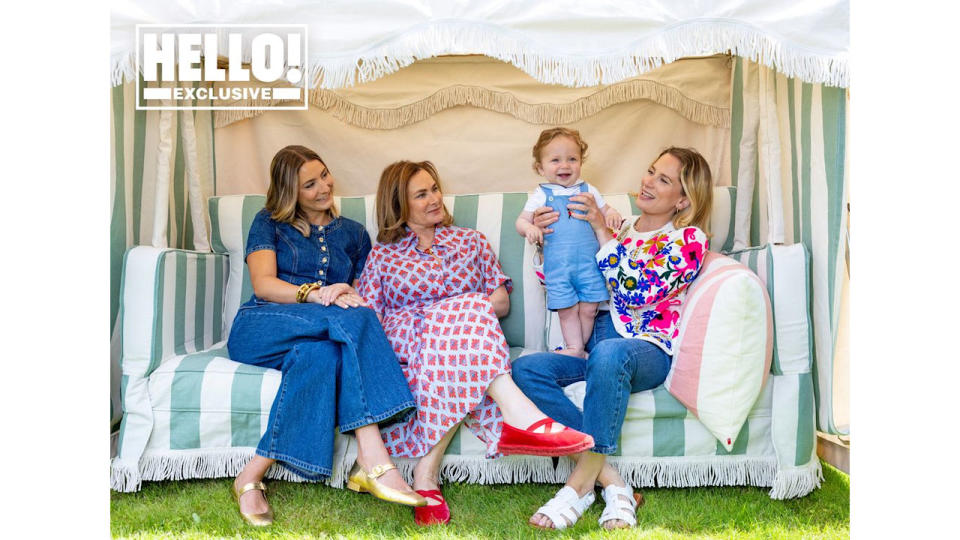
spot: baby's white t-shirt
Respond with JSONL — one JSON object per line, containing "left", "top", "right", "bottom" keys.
{"left": 522, "top": 180, "right": 607, "bottom": 213}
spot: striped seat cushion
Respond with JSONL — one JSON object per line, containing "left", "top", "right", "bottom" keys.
{"left": 562, "top": 381, "right": 774, "bottom": 458}
{"left": 146, "top": 344, "right": 279, "bottom": 450}
{"left": 722, "top": 243, "right": 818, "bottom": 483}
{"left": 723, "top": 243, "right": 813, "bottom": 375}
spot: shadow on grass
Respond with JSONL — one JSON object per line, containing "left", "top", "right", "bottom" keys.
{"left": 111, "top": 461, "right": 848, "bottom": 539}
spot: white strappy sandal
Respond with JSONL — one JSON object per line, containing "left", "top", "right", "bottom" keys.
{"left": 531, "top": 486, "right": 596, "bottom": 530}
{"left": 598, "top": 484, "right": 643, "bottom": 529}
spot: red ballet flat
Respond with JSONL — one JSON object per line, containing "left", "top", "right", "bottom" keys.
{"left": 498, "top": 418, "right": 595, "bottom": 456}
{"left": 413, "top": 489, "right": 450, "bottom": 526}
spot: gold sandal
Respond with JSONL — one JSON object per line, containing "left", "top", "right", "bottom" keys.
{"left": 346, "top": 462, "right": 427, "bottom": 507}
{"left": 232, "top": 481, "right": 274, "bottom": 526}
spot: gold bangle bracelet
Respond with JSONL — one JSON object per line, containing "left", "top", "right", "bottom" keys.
{"left": 297, "top": 282, "right": 321, "bottom": 303}
{"left": 296, "top": 283, "right": 310, "bottom": 303}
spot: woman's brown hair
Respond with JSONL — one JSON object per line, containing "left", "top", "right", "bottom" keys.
{"left": 265, "top": 145, "right": 338, "bottom": 237}
{"left": 375, "top": 160, "right": 453, "bottom": 244}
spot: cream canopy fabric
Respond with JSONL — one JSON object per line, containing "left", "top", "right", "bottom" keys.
{"left": 213, "top": 54, "right": 733, "bottom": 129}
{"left": 111, "top": 0, "right": 849, "bottom": 89}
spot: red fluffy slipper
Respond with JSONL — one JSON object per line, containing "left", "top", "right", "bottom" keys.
{"left": 414, "top": 489, "right": 450, "bottom": 526}
{"left": 498, "top": 418, "right": 595, "bottom": 457}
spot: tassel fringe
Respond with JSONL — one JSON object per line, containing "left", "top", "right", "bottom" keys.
{"left": 112, "top": 449, "right": 821, "bottom": 500}
{"left": 213, "top": 79, "right": 731, "bottom": 129}
{"left": 768, "top": 459, "right": 823, "bottom": 500}
{"left": 110, "top": 448, "right": 321, "bottom": 493}
{"left": 113, "top": 20, "right": 847, "bottom": 90}
{"left": 110, "top": 459, "right": 142, "bottom": 493}
{"left": 606, "top": 455, "right": 779, "bottom": 489}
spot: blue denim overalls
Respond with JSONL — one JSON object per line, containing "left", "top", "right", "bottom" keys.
{"left": 541, "top": 182, "right": 610, "bottom": 310}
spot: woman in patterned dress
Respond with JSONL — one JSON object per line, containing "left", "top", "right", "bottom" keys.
{"left": 512, "top": 147, "right": 714, "bottom": 531}
{"left": 357, "top": 160, "right": 596, "bottom": 525}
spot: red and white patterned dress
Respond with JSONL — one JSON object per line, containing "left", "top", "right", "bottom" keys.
{"left": 357, "top": 226, "right": 513, "bottom": 458}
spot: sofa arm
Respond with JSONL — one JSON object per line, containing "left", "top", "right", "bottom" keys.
{"left": 120, "top": 246, "right": 229, "bottom": 378}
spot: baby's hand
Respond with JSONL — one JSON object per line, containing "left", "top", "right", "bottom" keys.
{"left": 604, "top": 207, "right": 624, "bottom": 230}
{"left": 525, "top": 227, "right": 543, "bottom": 245}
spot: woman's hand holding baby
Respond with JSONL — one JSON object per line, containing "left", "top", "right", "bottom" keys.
{"left": 568, "top": 193, "right": 615, "bottom": 244}
{"left": 532, "top": 206, "right": 559, "bottom": 234}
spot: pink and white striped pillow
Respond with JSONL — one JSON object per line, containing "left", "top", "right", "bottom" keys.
{"left": 665, "top": 252, "right": 773, "bottom": 451}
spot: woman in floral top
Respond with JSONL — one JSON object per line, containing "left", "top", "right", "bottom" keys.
{"left": 512, "top": 147, "right": 713, "bottom": 531}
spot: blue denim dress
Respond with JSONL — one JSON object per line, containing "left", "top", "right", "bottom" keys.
{"left": 227, "top": 209, "right": 415, "bottom": 480}
{"left": 541, "top": 183, "right": 610, "bottom": 310}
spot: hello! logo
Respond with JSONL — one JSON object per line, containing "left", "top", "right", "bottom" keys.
{"left": 135, "top": 24, "right": 308, "bottom": 110}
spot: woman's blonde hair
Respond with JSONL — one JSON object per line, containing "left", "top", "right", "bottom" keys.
{"left": 657, "top": 146, "right": 713, "bottom": 233}
{"left": 531, "top": 127, "right": 589, "bottom": 173}
{"left": 375, "top": 160, "right": 454, "bottom": 244}
{"left": 265, "top": 145, "right": 339, "bottom": 237}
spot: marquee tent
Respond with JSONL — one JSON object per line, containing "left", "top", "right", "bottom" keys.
{"left": 109, "top": 0, "right": 849, "bottom": 478}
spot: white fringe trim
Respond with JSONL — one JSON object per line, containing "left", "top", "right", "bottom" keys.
{"left": 212, "top": 78, "right": 730, "bottom": 130}
{"left": 112, "top": 448, "right": 821, "bottom": 499}
{"left": 110, "top": 459, "right": 142, "bottom": 493}
{"left": 768, "top": 458, "right": 823, "bottom": 500}
{"left": 604, "top": 455, "right": 778, "bottom": 489}
{"left": 112, "top": 20, "right": 847, "bottom": 89}
{"left": 559, "top": 455, "right": 820, "bottom": 499}
{"left": 110, "top": 448, "right": 325, "bottom": 492}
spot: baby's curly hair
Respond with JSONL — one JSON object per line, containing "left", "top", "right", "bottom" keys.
{"left": 531, "top": 127, "right": 588, "bottom": 173}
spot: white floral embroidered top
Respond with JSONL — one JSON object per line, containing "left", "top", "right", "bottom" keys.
{"left": 595, "top": 220, "right": 708, "bottom": 354}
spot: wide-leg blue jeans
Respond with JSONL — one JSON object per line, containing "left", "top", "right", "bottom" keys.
{"left": 227, "top": 302, "right": 415, "bottom": 480}
{"left": 512, "top": 313, "right": 671, "bottom": 455}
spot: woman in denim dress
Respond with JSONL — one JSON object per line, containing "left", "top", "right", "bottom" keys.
{"left": 226, "top": 145, "right": 427, "bottom": 526}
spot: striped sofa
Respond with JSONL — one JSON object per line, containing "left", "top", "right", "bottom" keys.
{"left": 111, "top": 188, "right": 822, "bottom": 499}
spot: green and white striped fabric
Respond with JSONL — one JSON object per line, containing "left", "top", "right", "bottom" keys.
{"left": 111, "top": 244, "right": 353, "bottom": 492}
{"left": 724, "top": 243, "right": 820, "bottom": 496}
{"left": 113, "top": 192, "right": 819, "bottom": 498}
{"left": 730, "top": 58, "right": 848, "bottom": 434}
{"left": 110, "top": 80, "right": 217, "bottom": 429}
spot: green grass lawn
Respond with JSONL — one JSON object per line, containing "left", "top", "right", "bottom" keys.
{"left": 111, "top": 460, "right": 848, "bottom": 539}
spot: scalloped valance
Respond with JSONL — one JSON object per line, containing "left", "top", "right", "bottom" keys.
{"left": 111, "top": 1, "right": 849, "bottom": 90}
{"left": 212, "top": 55, "right": 732, "bottom": 130}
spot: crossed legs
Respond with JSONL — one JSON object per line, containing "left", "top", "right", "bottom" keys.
{"left": 411, "top": 373, "right": 571, "bottom": 502}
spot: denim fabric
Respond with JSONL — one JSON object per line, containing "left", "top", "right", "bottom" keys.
{"left": 541, "top": 183, "right": 609, "bottom": 310}
{"left": 512, "top": 313, "right": 671, "bottom": 455}
{"left": 244, "top": 210, "right": 371, "bottom": 300}
{"left": 228, "top": 303, "right": 415, "bottom": 480}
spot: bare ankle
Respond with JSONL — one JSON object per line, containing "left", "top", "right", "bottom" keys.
{"left": 412, "top": 458, "right": 440, "bottom": 489}
{"left": 557, "top": 348, "right": 587, "bottom": 358}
